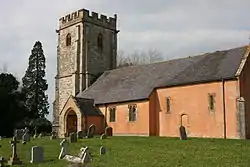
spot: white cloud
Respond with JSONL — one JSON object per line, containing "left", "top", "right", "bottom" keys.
{"left": 0, "top": 0, "right": 250, "bottom": 121}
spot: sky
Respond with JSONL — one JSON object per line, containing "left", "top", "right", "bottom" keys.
{"left": 1, "top": 0, "right": 250, "bottom": 121}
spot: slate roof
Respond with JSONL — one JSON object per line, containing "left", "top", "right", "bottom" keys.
{"left": 77, "top": 46, "right": 248, "bottom": 105}
{"left": 73, "top": 97, "right": 103, "bottom": 116}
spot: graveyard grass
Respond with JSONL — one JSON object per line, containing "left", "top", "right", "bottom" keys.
{"left": 0, "top": 136, "right": 250, "bottom": 167}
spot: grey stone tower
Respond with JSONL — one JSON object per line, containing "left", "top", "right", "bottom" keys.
{"left": 52, "top": 9, "right": 119, "bottom": 133}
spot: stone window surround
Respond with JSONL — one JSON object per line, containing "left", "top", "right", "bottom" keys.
{"left": 128, "top": 104, "right": 137, "bottom": 122}
{"left": 109, "top": 106, "right": 116, "bottom": 122}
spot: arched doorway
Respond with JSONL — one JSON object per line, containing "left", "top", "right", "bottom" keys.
{"left": 66, "top": 110, "right": 77, "bottom": 135}
{"left": 180, "top": 114, "right": 189, "bottom": 135}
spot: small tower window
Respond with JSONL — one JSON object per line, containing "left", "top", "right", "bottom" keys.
{"left": 97, "top": 33, "right": 103, "bottom": 50}
{"left": 66, "top": 33, "right": 71, "bottom": 46}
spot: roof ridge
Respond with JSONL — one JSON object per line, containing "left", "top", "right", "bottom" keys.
{"left": 109, "top": 45, "right": 248, "bottom": 73}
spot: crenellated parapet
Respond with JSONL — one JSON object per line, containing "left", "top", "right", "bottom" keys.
{"left": 59, "top": 8, "right": 117, "bottom": 30}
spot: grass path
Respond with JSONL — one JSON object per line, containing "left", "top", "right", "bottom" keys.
{"left": 0, "top": 136, "right": 249, "bottom": 166}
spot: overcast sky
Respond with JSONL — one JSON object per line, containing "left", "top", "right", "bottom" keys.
{"left": 1, "top": 0, "right": 250, "bottom": 121}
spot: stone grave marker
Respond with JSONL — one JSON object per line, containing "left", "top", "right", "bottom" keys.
{"left": 86, "top": 124, "right": 96, "bottom": 138}
{"left": 8, "top": 136, "right": 22, "bottom": 165}
{"left": 33, "top": 127, "right": 38, "bottom": 138}
{"left": 100, "top": 133, "right": 106, "bottom": 140}
{"left": 99, "top": 146, "right": 106, "bottom": 155}
{"left": 14, "top": 129, "right": 25, "bottom": 140}
{"left": 179, "top": 125, "right": 187, "bottom": 140}
{"left": 50, "top": 131, "right": 57, "bottom": 140}
{"left": 81, "top": 147, "right": 92, "bottom": 164}
{"left": 105, "top": 127, "right": 113, "bottom": 136}
{"left": 30, "top": 146, "right": 44, "bottom": 163}
{"left": 0, "top": 156, "right": 4, "bottom": 167}
{"left": 22, "top": 132, "right": 30, "bottom": 143}
{"left": 69, "top": 133, "right": 77, "bottom": 143}
{"left": 59, "top": 139, "right": 69, "bottom": 159}
{"left": 77, "top": 131, "right": 84, "bottom": 139}
{"left": 38, "top": 133, "right": 43, "bottom": 138}
{"left": 63, "top": 146, "right": 91, "bottom": 165}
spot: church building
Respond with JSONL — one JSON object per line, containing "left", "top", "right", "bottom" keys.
{"left": 53, "top": 8, "right": 250, "bottom": 139}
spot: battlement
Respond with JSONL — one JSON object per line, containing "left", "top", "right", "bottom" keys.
{"left": 59, "top": 8, "right": 117, "bottom": 30}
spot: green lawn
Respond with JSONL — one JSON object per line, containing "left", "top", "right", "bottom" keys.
{"left": 0, "top": 136, "right": 249, "bottom": 167}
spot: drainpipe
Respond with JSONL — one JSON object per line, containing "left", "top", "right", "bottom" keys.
{"left": 222, "top": 79, "right": 226, "bottom": 139}
{"left": 104, "top": 104, "right": 107, "bottom": 128}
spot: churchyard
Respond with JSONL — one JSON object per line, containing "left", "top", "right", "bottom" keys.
{"left": 0, "top": 133, "right": 250, "bottom": 166}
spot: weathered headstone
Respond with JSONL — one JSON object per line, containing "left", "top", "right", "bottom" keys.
{"left": 0, "top": 156, "right": 4, "bottom": 167}
{"left": 22, "top": 132, "right": 30, "bottom": 142}
{"left": 38, "top": 133, "right": 43, "bottom": 138}
{"left": 63, "top": 146, "right": 92, "bottom": 166}
{"left": 14, "top": 129, "right": 25, "bottom": 140}
{"left": 8, "top": 136, "right": 22, "bottom": 165}
{"left": 81, "top": 147, "right": 92, "bottom": 164}
{"left": 105, "top": 127, "right": 113, "bottom": 136}
{"left": 50, "top": 131, "right": 57, "bottom": 140}
{"left": 77, "top": 131, "right": 84, "bottom": 139}
{"left": 30, "top": 146, "right": 44, "bottom": 163}
{"left": 59, "top": 139, "right": 69, "bottom": 159}
{"left": 179, "top": 126, "right": 187, "bottom": 140}
{"left": 99, "top": 146, "right": 106, "bottom": 155}
{"left": 33, "top": 127, "right": 38, "bottom": 138}
{"left": 100, "top": 133, "right": 106, "bottom": 140}
{"left": 69, "top": 133, "right": 77, "bottom": 143}
{"left": 86, "top": 124, "right": 96, "bottom": 138}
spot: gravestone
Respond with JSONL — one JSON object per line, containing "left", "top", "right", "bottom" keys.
{"left": 0, "top": 156, "right": 4, "bottom": 167}
{"left": 77, "top": 131, "right": 84, "bottom": 139}
{"left": 8, "top": 136, "right": 22, "bottom": 165}
{"left": 38, "top": 133, "right": 43, "bottom": 138}
{"left": 105, "top": 127, "right": 113, "bottom": 136}
{"left": 86, "top": 124, "right": 95, "bottom": 138}
{"left": 22, "top": 132, "right": 30, "bottom": 142}
{"left": 0, "top": 136, "right": 2, "bottom": 140}
{"left": 81, "top": 147, "right": 92, "bottom": 164}
{"left": 63, "top": 146, "right": 92, "bottom": 165}
{"left": 14, "top": 129, "right": 25, "bottom": 140}
{"left": 99, "top": 146, "right": 106, "bottom": 155}
{"left": 69, "top": 133, "right": 77, "bottom": 143}
{"left": 50, "top": 131, "right": 57, "bottom": 140}
{"left": 59, "top": 139, "right": 69, "bottom": 159}
{"left": 179, "top": 126, "right": 187, "bottom": 140}
{"left": 33, "top": 127, "right": 38, "bottom": 138}
{"left": 100, "top": 133, "right": 106, "bottom": 140}
{"left": 30, "top": 146, "right": 44, "bottom": 163}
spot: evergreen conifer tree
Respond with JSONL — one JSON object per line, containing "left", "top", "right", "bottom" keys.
{"left": 22, "top": 41, "right": 49, "bottom": 118}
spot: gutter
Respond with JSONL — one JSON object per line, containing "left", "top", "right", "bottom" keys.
{"left": 222, "top": 79, "right": 226, "bottom": 139}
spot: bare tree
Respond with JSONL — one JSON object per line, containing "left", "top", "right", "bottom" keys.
{"left": 0, "top": 63, "right": 8, "bottom": 73}
{"left": 117, "top": 49, "right": 164, "bottom": 68}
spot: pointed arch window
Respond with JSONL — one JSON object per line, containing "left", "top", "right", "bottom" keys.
{"left": 97, "top": 33, "right": 103, "bottom": 50}
{"left": 66, "top": 33, "right": 71, "bottom": 46}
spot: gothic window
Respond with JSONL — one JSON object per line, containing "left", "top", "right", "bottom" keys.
{"left": 208, "top": 93, "right": 216, "bottom": 111}
{"left": 109, "top": 107, "right": 116, "bottom": 122}
{"left": 166, "top": 97, "right": 171, "bottom": 113}
{"left": 66, "top": 33, "right": 71, "bottom": 46}
{"left": 128, "top": 104, "right": 137, "bottom": 122}
{"left": 97, "top": 33, "right": 103, "bottom": 50}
